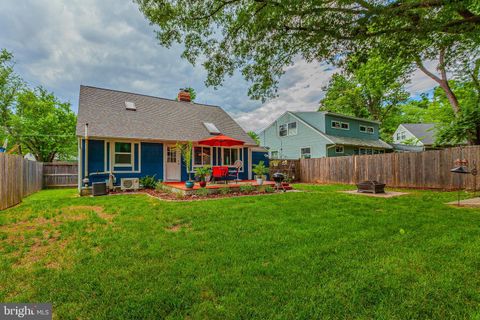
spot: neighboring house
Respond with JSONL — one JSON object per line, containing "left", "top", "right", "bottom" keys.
{"left": 258, "top": 111, "right": 392, "bottom": 159}
{"left": 76, "top": 86, "right": 267, "bottom": 189}
{"left": 392, "top": 123, "right": 438, "bottom": 151}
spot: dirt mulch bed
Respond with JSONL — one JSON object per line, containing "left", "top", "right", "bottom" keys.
{"left": 109, "top": 188, "right": 283, "bottom": 201}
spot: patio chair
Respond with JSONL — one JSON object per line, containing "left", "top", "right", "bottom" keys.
{"left": 228, "top": 160, "right": 243, "bottom": 183}
{"left": 212, "top": 166, "right": 229, "bottom": 184}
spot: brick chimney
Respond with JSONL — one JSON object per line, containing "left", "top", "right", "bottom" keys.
{"left": 177, "top": 88, "right": 191, "bottom": 102}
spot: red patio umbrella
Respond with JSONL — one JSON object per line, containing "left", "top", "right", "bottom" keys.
{"left": 197, "top": 134, "right": 245, "bottom": 147}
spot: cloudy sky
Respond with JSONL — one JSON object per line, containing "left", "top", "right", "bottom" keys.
{"left": 0, "top": 0, "right": 438, "bottom": 132}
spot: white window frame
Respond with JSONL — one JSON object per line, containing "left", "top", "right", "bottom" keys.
{"left": 192, "top": 146, "right": 213, "bottom": 168}
{"left": 331, "top": 120, "right": 350, "bottom": 130}
{"left": 300, "top": 147, "right": 311, "bottom": 159}
{"left": 270, "top": 150, "right": 279, "bottom": 159}
{"left": 360, "top": 125, "right": 375, "bottom": 134}
{"left": 221, "top": 147, "right": 244, "bottom": 172}
{"left": 279, "top": 121, "right": 297, "bottom": 137}
{"left": 335, "top": 146, "right": 344, "bottom": 154}
{"left": 114, "top": 141, "right": 134, "bottom": 167}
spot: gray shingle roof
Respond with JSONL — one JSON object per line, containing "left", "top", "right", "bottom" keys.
{"left": 291, "top": 111, "right": 392, "bottom": 149}
{"left": 401, "top": 123, "right": 437, "bottom": 145}
{"left": 76, "top": 86, "right": 257, "bottom": 146}
{"left": 325, "top": 135, "right": 393, "bottom": 149}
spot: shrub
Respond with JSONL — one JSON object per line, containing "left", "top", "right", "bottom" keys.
{"left": 195, "top": 188, "right": 210, "bottom": 197}
{"left": 219, "top": 187, "right": 230, "bottom": 195}
{"left": 240, "top": 183, "right": 255, "bottom": 193}
{"left": 140, "top": 175, "right": 158, "bottom": 189}
{"left": 264, "top": 186, "right": 275, "bottom": 193}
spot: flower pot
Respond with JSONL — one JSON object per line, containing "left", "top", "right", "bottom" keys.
{"left": 185, "top": 181, "right": 194, "bottom": 189}
{"left": 256, "top": 178, "right": 264, "bottom": 185}
{"left": 199, "top": 180, "right": 207, "bottom": 188}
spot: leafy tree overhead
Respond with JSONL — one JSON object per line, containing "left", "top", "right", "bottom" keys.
{"left": 7, "top": 87, "right": 77, "bottom": 162}
{"left": 0, "top": 49, "right": 77, "bottom": 161}
{"left": 136, "top": 0, "right": 480, "bottom": 101}
{"left": 247, "top": 131, "right": 260, "bottom": 144}
{"left": 319, "top": 53, "right": 410, "bottom": 140}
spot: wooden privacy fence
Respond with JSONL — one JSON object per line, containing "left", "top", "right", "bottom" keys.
{"left": 43, "top": 162, "right": 78, "bottom": 188}
{"left": 0, "top": 153, "right": 43, "bottom": 210}
{"left": 299, "top": 146, "right": 480, "bottom": 190}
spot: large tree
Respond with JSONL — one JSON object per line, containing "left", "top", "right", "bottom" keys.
{"left": 319, "top": 53, "right": 410, "bottom": 140}
{"left": 136, "top": 0, "right": 480, "bottom": 100}
{"left": 6, "top": 87, "right": 77, "bottom": 162}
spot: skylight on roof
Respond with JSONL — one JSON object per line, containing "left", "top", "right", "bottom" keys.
{"left": 203, "top": 122, "right": 220, "bottom": 134}
{"left": 125, "top": 101, "right": 136, "bottom": 111}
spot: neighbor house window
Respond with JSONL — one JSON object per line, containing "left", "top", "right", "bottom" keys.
{"left": 332, "top": 120, "right": 349, "bottom": 130}
{"left": 279, "top": 122, "right": 297, "bottom": 136}
{"left": 335, "top": 146, "right": 344, "bottom": 154}
{"left": 360, "top": 125, "right": 374, "bottom": 134}
{"left": 270, "top": 151, "right": 279, "bottom": 159}
{"left": 193, "top": 146, "right": 211, "bottom": 167}
{"left": 223, "top": 148, "right": 242, "bottom": 166}
{"left": 300, "top": 147, "right": 311, "bottom": 159}
{"left": 114, "top": 142, "right": 132, "bottom": 166}
{"left": 359, "top": 148, "right": 373, "bottom": 155}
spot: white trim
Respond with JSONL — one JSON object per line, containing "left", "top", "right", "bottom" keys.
{"left": 278, "top": 121, "right": 298, "bottom": 137}
{"left": 78, "top": 137, "right": 82, "bottom": 190}
{"left": 300, "top": 146, "right": 312, "bottom": 159}
{"left": 331, "top": 120, "right": 350, "bottom": 130}
{"left": 191, "top": 145, "right": 213, "bottom": 169}
{"left": 220, "top": 146, "right": 244, "bottom": 172}
{"left": 113, "top": 141, "right": 134, "bottom": 167}
{"left": 335, "top": 146, "right": 344, "bottom": 154}
{"left": 287, "top": 112, "right": 335, "bottom": 144}
{"left": 360, "top": 125, "right": 374, "bottom": 134}
{"left": 248, "top": 148, "right": 252, "bottom": 180}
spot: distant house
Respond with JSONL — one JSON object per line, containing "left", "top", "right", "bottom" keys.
{"left": 392, "top": 123, "right": 438, "bottom": 150}
{"left": 258, "top": 111, "right": 392, "bottom": 159}
{"left": 76, "top": 86, "right": 267, "bottom": 189}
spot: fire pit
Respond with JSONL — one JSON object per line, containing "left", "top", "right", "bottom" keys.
{"left": 356, "top": 181, "right": 386, "bottom": 194}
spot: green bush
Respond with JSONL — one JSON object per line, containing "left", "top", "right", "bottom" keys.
{"left": 219, "top": 187, "right": 230, "bottom": 195}
{"left": 140, "top": 175, "right": 158, "bottom": 189}
{"left": 264, "top": 186, "right": 275, "bottom": 193}
{"left": 240, "top": 184, "right": 255, "bottom": 193}
{"left": 195, "top": 188, "right": 210, "bottom": 197}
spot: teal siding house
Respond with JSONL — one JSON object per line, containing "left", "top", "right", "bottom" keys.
{"left": 76, "top": 86, "right": 267, "bottom": 190}
{"left": 258, "top": 111, "right": 392, "bottom": 159}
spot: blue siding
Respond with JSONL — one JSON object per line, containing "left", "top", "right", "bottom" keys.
{"left": 252, "top": 151, "right": 269, "bottom": 179}
{"left": 80, "top": 139, "right": 164, "bottom": 186}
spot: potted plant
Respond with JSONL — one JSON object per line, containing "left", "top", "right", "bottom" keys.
{"left": 252, "top": 161, "right": 269, "bottom": 185}
{"left": 175, "top": 141, "right": 194, "bottom": 188}
{"left": 194, "top": 165, "right": 211, "bottom": 188}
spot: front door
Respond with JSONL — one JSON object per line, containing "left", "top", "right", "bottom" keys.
{"left": 165, "top": 145, "right": 181, "bottom": 181}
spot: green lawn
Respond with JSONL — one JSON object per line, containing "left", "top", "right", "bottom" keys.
{"left": 1, "top": 185, "right": 480, "bottom": 319}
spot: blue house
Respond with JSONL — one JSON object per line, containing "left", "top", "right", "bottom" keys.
{"left": 258, "top": 111, "right": 392, "bottom": 159}
{"left": 76, "top": 86, "right": 267, "bottom": 190}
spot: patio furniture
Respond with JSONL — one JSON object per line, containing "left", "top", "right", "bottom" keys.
{"left": 228, "top": 160, "right": 243, "bottom": 183}
{"left": 212, "top": 166, "right": 229, "bottom": 184}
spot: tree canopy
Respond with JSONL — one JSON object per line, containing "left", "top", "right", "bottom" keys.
{"left": 0, "top": 49, "right": 77, "bottom": 161}
{"left": 136, "top": 0, "right": 480, "bottom": 100}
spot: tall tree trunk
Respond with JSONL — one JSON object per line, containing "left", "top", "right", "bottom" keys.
{"left": 415, "top": 48, "right": 460, "bottom": 114}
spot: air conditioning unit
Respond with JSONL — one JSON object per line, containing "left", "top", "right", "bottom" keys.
{"left": 121, "top": 178, "right": 140, "bottom": 191}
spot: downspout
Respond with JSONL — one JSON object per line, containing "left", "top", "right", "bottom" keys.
{"left": 78, "top": 137, "right": 82, "bottom": 192}
{"left": 84, "top": 123, "right": 89, "bottom": 179}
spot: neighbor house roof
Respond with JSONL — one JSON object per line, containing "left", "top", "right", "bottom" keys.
{"left": 291, "top": 112, "right": 392, "bottom": 149}
{"left": 401, "top": 123, "right": 437, "bottom": 145}
{"left": 76, "top": 86, "right": 257, "bottom": 146}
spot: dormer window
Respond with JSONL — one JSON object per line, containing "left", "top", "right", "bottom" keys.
{"left": 125, "top": 101, "right": 136, "bottom": 111}
{"left": 332, "top": 120, "right": 349, "bottom": 130}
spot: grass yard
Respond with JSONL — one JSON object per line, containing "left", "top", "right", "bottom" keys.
{"left": 1, "top": 185, "right": 480, "bottom": 319}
